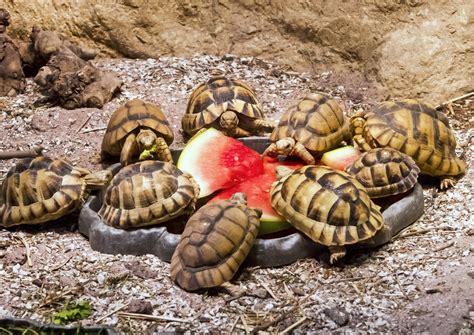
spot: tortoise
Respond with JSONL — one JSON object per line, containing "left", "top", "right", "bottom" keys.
{"left": 101, "top": 99, "right": 174, "bottom": 166}
{"left": 98, "top": 160, "right": 199, "bottom": 229}
{"left": 351, "top": 99, "right": 466, "bottom": 189}
{"left": 263, "top": 92, "right": 351, "bottom": 164}
{"left": 0, "top": 156, "right": 111, "bottom": 227}
{"left": 170, "top": 192, "right": 261, "bottom": 291}
{"left": 345, "top": 147, "right": 420, "bottom": 198}
{"left": 270, "top": 165, "right": 384, "bottom": 263}
{"left": 181, "top": 76, "right": 275, "bottom": 138}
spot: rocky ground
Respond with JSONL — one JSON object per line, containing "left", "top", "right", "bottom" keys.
{"left": 0, "top": 55, "right": 472, "bottom": 333}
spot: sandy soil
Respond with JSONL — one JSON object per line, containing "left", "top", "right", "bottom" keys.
{"left": 0, "top": 55, "right": 472, "bottom": 333}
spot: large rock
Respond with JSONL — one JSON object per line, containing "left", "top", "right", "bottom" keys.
{"left": 3, "top": 0, "right": 473, "bottom": 103}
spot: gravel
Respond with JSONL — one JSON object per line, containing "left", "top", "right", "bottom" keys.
{"left": 0, "top": 55, "right": 472, "bottom": 333}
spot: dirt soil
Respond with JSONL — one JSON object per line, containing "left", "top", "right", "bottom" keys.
{"left": 0, "top": 56, "right": 473, "bottom": 333}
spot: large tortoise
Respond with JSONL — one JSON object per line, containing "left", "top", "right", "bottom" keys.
{"left": 345, "top": 147, "right": 420, "bottom": 198}
{"left": 0, "top": 156, "right": 111, "bottom": 227}
{"left": 182, "top": 76, "right": 274, "bottom": 138}
{"left": 270, "top": 165, "right": 384, "bottom": 263}
{"left": 98, "top": 160, "right": 199, "bottom": 229}
{"left": 263, "top": 93, "right": 351, "bottom": 164}
{"left": 170, "top": 192, "right": 261, "bottom": 291}
{"left": 351, "top": 99, "right": 466, "bottom": 188}
{"left": 101, "top": 100, "right": 174, "bottom": 166}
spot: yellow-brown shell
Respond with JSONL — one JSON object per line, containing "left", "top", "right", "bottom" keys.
{"left": 270, "top": 93, "right": 351, "bottom": 154}
{"left": 352, "top": 99, "right": 465, "bottom": 177}
{"left": 98, "top": 160, "right": 198, "bottom": 229}
{"left": 270, "top": 165, "right": 384, "bottom": 246}
{"left": 0, "top": 156, "right": 90, "bottom": 227}
{"left": 170, "top": 193, "right": 261, "bottom": 291}
{"left": 182, "top": 76, "right": 264, "bottom": 136}
{"left": 101, "top": 100, "right": 174, "bottom": 156}
{"left": 345, "top": 148, "right": 420, "bottom": 198}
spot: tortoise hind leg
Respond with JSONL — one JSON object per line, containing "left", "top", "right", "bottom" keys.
{"left": 155, "top": 137, "right": 173, "bottom": 163}
{"left": 328, "top": 246, "right": 346, "bottom": 264}
{"left": 120, "top": 133, "right": 139, "bottom": 166}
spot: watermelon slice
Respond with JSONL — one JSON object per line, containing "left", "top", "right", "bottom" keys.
{"left": 177, "top": 128, "right": 264, "bottom": 198}
{"left": 321, "top": 146, "right": 361, "bottom": 171}
{"left": 210, "top": 156, "right": 304, "bottom": 235}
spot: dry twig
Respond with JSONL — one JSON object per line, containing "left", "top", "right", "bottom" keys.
{"left": 75, "top": 113, "right": 93, "bottom": 133}
{"left": 281, "top": 316, "right": 308, "bottom": 334}
{"left": 0, "top": 146, "right": 43, "bottom": 160}
{"left": 16, "top": 235, "right": 32, "bottom": 267}
{"left": 117, "top": 312, "right": 189, "bottom": 323}
{"left": 432, "top": 240, "right": 455, "bottom": 252}
{"left": 436, "top": 92, "right": 474, "bottom": 109}
{"left": 394, "top": 226, "right": 455, "bottom": 239}
{"left": 81, "top": 126, "right": 107, "bottom": 134}
{"left": 257, "top": 278, "right": 279, "bottom": 301}
{"left": 96, "top": 300, "right": 130, "bottom": 323}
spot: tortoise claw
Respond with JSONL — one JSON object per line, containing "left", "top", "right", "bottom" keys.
{"left": 440, "top": 177, "right": 456, "bottom": 190}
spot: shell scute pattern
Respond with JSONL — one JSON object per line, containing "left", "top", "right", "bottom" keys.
{"left": 0, "top": 157, "right": 89, "bottom": 226}
{"left": 271, "top": 165, "right": 384, "bottom": 247}
{"left": 272, "top": 94, "right": 348, "bottom": 146}
{"left": 182, "top": 76, "right": 267, "bottom": 136}
{"left": 102, "top": 100, "right": 174, "bottom": 156}
{"left": 170, "top": 194, "right": 261, "bottom": 291}
{"left": 345, "top": 148, "right": 420, "bottom": 198}
{"left": 99, "top": 160, "right": 198, "bottom": 229}
{"left": 354, "top": 99, "right": 465, "bottom": 178}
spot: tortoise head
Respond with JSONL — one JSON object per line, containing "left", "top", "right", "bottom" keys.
{"left": 83, "top": 169, "right": 113, "bottom": 190}
{"left": 219, "top": 111, "right": 239, "bottom": 130}
{"left": 275, "top": 138, "right": 296, "bottom": 155}
{"left": 136, "top": 129, "right": 157, "bottom": 151}
{"left": 230, "top": 192, "right": 247, "bottom": 205}
{"left": 275, "top": 166, "right": 294, "bottom": 180}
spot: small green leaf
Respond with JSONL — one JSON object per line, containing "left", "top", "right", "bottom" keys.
{"left": 51, "top": 301, "right": 93, "bottom": 325}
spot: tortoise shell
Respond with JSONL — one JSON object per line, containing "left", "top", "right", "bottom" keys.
{"left": 98, "top": 160, "right": 198, "bottom": 229}
{"left": 270, "top": 93, "right": 351, "bottom": 154}
{"left": 0, "top": 156, "right": 91, "bottom": 226}
{"left": 351, "top": 99, "right": 465, "bottom": 177}
{"left": 270, "top": 165, "right": 384, "bottom": 246}
{"left": 345, "top": 148, "right": 420, "bottom": 198}
{"left": 170, "top": 193, "right": 261, "bottom": 291}
{"left": 182, "top": 76, "right": 264, "bottom": 136}
{"left": 101, "top": 100, "right": 174, "bottom": 156}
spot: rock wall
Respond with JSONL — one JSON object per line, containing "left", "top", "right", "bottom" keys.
{"left": 4, "top": 0, "right": 473, "bottom": 103}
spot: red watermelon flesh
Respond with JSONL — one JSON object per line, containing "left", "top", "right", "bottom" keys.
{"left": 210, "top": 156, "right": 304, "bottom": 235}
{"left": 177, "top": 128, "right": 264, "bottom": 198}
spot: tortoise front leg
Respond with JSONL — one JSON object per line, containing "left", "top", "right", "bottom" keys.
{"left": 250, "top": 119, "right": 276, "bottom": 133}
{"left": 225, "top": 126, "right": 252, "bottom": 138}
{"left": 291, "top": 142, "right": 316, "bottom": 165}
{"left": 262, "top": 143, "right": 278, "bottom": 158}
{"left": 155, "top": 137, "right": 173, "bottom": 163}
{"left": 328, "top": 245, "right": 346, "bottom": 264}
{"left": 120, "top": 133, "right": 139, "bottom": 166}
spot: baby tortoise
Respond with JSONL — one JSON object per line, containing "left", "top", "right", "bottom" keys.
{"left": 351, "top": 99, "right": 466, "bottom": 189}
{"left": 263, "top": 93, "right": 351, "bottom": 164}
{"left": 345, "top": 147, "right": 420, "bottom": 198}
{"left": 0, "top": 156, "right": 111, "bottom": 227}
{"left": 270, "top": 165, "right": 384, "bottom": 263}
{"left": 182, "top": 76, "right": 274, "bottom": 138}
{"left": 101, "top": 100, "right": 174, "bottom": 166}
{"left": 170, "top": 192, "right": 261, "bottom": 291}
{"left": 98, "top": 160, "right": 199, "bottom": 229}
